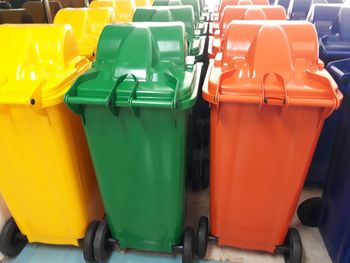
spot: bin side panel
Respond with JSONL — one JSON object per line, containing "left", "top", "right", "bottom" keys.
{"left": 83, "top": 106, "right": 188, "bottom": 253}
{"left": 320, "top": 94, "right": 350, "bottom": 263}
{"left": 0, "top": 104, "right": 104, "bottom": 246}
{"left": 210, "top": 102, "right": 325, "bottom": 252}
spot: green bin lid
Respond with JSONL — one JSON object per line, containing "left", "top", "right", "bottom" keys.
{"left": 65, "top": 23, "right": 201, "bottom": 115}
{"left": 153, "top": 0, "right": 201, "bottom": 23}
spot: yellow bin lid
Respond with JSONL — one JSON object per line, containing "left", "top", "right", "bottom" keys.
{"left": 0, "top": 24, "right": 91, "bottom": 109}
{"left": 54, "top": 8, "right": 116, "bottom": 58}
{"left": 90, "top": 0, "right": 136, "bottom": 22}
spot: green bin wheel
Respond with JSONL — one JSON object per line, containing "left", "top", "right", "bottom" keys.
{"left": 83, "top": 221, "right": 99, "bottom": 262}
{"left": 0, "top": 218, "right": 27, "bottom": 257}
{"left": 93, "top": 221, "right": 113, "bottom": 262}
{"left": 182, "top": 227, "right": 194, "bottom": 263}
{"left": 196, "top": 216, "right": 209, "bottom": 258}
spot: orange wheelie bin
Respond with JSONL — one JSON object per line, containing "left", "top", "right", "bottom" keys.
{"left": 196, "top": 21, "right": 342, "bottom": 263}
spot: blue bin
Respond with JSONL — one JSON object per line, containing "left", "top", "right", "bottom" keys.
{"left": 287, "top": 0, "right": 312, "bottom": 20}
{"left": 306, "top": 6, "right": 350, "bottom": 185}
{"left": 319, "top": 7, "right": 350, "bottom": 65}
{"left": 318, "top": 58, "right": 350, "bottom": 263}
{"left": 276, "top": 0, "right": 291, "bottom": 12}
{"left": 307, "top": 4, "right": 342, "bottom": 38}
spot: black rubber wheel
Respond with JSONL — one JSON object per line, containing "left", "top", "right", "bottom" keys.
{"left": 0, "top": 218, "right": 27, "bottom": 257}
{"left": 297, "top": 197, "right": 322, "bottom": 227}
{"left": 283, "top": 228, "right": 302, "bottom": 263}
{"left": 201, "top": 159, "right": 210, "bottom": 189}
{"left": 191, "top": 161, "right": 202, "bottom": 192}
{"left": 196, "top": 216, "right": 209, "bottom": 258}
{"left": 182, "top": 227, "right": 194, "bottom": 263}
{"left": 93, "top": 221, "right": 113, "bottom": 262}
{"left": 83, "top": 221, "right": 99, "bottom": 262}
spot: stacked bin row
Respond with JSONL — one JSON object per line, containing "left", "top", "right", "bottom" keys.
{"left": 0, "top": 0, "right": 349, "bottom": 263}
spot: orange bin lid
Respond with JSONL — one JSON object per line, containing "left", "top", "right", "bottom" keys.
{"left": 218, "top": 0, "right": 269, "bottom": 18}
{"left": 220, "top": 5, "right": 286, "bottom": 35}
{"left": 203, "top": 21, "right": 342, "bottom": 111}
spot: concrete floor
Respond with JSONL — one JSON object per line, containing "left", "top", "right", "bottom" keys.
{"left": 4, "top": 188, "right": 330, "bottom": 263}
{"left": 185, "top": 187, "right": 331, "bottom": 263}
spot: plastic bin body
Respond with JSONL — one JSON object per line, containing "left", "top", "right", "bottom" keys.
{"left": 307, "top": 4, "right": 342, "bottom": 38}
{"left": 215, "top": 0, "right": 269, "bottom": 20}
{"left": 318, "top": 58, "right": 350, "bottom": 263}
{"left": 287, "top": 0, "right": 312, "bottom": 20}
{"left": 208, "top": 5, "right": 286, "bottom": 58}
{"left": 319, "top": 7, "right": 350, "bottom": 65}
{"left": 0, "top": 25, "right": 104, "bottom": 246}
{"left": 65, "top": 23, "right": 201, "bottom": 253}
{"left": 203, "top": 21, "right": 341, "bottom": 253}
{"left": 54, "top": 7, "right": 116, "bottom": 59}
{"left": 135, "top": 0, "right": 151, "bottom": 6}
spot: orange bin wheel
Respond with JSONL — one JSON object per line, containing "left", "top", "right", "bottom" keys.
{"left": 208, "top": 5, "right": 286, "bottom": 58}
{"left": 203, "top": 20, "right": 342, "bottom": 253}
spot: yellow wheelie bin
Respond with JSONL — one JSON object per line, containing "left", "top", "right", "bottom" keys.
{"left": 89, "top": 0, "right": 135, "bottom": 22}
{"left": 54, "top": 7, "right": 116, "bottom": 60}
{"left": 0, "top": 24, "right": 104, "bottom": 262}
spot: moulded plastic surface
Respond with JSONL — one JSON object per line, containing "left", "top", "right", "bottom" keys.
{"left": 307, "top": 4, "right": 343, "bottom": 38}
{"left": 65, "top": 22, "right": 202, "bottom": 253}
{"left": 22, "top": 0, "right": 62, "bottom": 23}
{"left": 319, "top": 7, "right": 350, "bottom": 65}
{"left": 0, "top": 2, "right": 11, "bottom": 9}
{"left": 54, "top": 8, "right": 116, "bottom": 59}
{"left": 203, "top": 20, "right": 342, "bottom": 253}
{"left": 0, "top": 195, "right": 10, "bottom": 261}
{"left": 133, "top": 6, "right": 205, "bottom": 60}
{"left": 0, "top": 24, "right": 104, "bottom": 246}
{"left": 0, "top": 9, "right": 33, "bottom": 23}
{"left": 287, "top": 0, "right": 312, "bottom": 20}
{"left": 57, "top": 0, "right": 89, "bottom": 7}
{"left": 135, "top": 0, "right": 151, "bottom": 6}
{"left": 90, "top": 0, "right": 135, "bottom": 22}
{"left": 217, "top": 0, "right": 269, "bottom": 19}
{"left": 319, "top": 58, "right": 350, "bottom": 263}
{"left": 275, "top": 0, "right": 290, "bottom": 11}
{"left": 209, "top": 6, "right": 286, "bottom": 58}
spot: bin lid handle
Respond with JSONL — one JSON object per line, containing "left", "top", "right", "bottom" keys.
{"left": 164, "top": 66, "right": 181, "bottom": 111}
{"left": 259, "top": 72, "right": 289, "bottom": 111}
{"left": 215, "top": 68, "right": 237, "bottom": 103}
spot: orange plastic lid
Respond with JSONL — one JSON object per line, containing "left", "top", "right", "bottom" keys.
{"left": 220, "top": 6, "right": 286, "bottom": 35}
{"left": 218, "top": 0, "right": 269, "bottom": 17}
{"left": 203, "top": 21, "right": 342, "bottom": 110}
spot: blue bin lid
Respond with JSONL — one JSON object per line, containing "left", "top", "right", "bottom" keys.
{"left": 287, "top": 0, "right": 313, "bottom": 20}
{"left": 327, "top": 58, "right": 350, "bottom": 96}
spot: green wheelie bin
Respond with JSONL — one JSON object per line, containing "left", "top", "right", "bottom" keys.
{"left": 65, "top": 22, "right": 202, "bottom": 263}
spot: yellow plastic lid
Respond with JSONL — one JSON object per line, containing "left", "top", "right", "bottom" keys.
{"left": 54, "top": 8, "right": 116, "bottom": 58}
{"left": 0, "top": 24, "right": 91, "bottom": 109}
{"left": 90, "top": 0, "right": 135, "bottom": 22}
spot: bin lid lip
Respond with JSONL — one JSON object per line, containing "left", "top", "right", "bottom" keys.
{"left": 0, "top": 24, "right": 91, "bottom": 109}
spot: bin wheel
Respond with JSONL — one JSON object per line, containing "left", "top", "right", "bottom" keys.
{"left": 297, "top": 197, "right": 322, "bottom": 227}
{"left": 182, "top": 227, "right": 194, "bottom": 263}
{"left": 196, "top": 216, "right": 209, "bottom": 258}
{"left": 191, "top": 161, "right": 202, "bottom": 192}
{"left": 93, "top": 221, "right": 113, "bottom": 262}
{"left": 83, "top": 221, "right": 99, "bottom": 262}
{"left": 201, "top": 159, "right": 210, "bottom": 189}
{"left": 279, "top": 228, "right": 302, "bottom": 263}
{"left": 0, "top": 218, "right": 27, "bottom": 257}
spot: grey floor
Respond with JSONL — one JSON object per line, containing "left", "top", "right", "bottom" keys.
{"left": 186, "top": 188, "right": 331, "bottom": 263}
{"left": 3, "top": 188, "right": 330, "bottom": 263}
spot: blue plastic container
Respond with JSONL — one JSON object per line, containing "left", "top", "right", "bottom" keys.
{"left": 307, "top": 4, "right": 342, "bottom": 38}
{"left": 319, "top": 7, "right": 350, "bottom": 65}
{"left": 276, "top": 0, "right": 291, "bottom": 12}
{"left": 319, "top": 58, "right": 350, "bottom": 263}
{"left": 287, "top": 0, "right": 312, "bottom": 20}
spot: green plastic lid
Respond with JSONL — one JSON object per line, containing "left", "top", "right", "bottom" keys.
{"left": 65, "top": 23, "right": 201, "bottom": 115}
{"left": 153, "top": 0, "right": 201, "bottom": 23}
{"left": 133, "top": 6, "right": 195, "bottom": 42}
